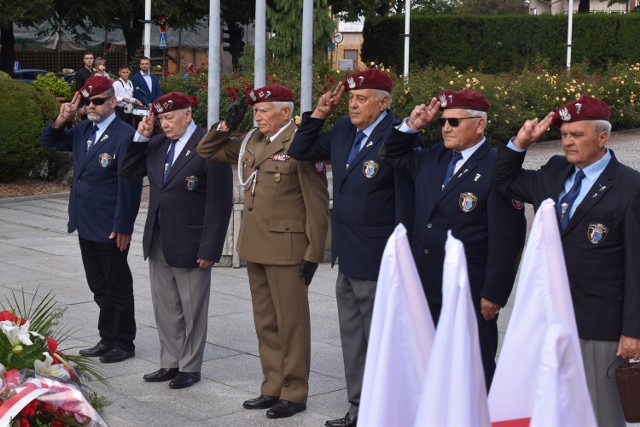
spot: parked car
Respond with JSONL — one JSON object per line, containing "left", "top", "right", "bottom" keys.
{"left": 13, "top": 68, "right": 48, "bottom": 82}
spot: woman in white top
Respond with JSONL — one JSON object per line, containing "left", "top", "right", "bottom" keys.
{"left": 113, "top": 65, "right": 144, "bottom": 125}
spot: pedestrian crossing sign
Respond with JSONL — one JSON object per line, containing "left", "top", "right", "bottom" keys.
{"left": 159, "top": 32, "right": 167, "bottom": 49}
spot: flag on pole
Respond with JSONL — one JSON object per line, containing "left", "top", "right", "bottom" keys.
{"left": 358, "top": 224, "right": 435, "bottom": 427}
{"left": 414, "top": 231, "right": 491, "bottom": 427}
{"left": 488, "top": 199, "right": 596, "bottom": 427}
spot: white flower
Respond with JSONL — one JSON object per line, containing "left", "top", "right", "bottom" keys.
{"left": 34, "top": 352, "right": 70, "bottom": 380}
{"left": 0, "top": 319, "right": 43, "bottom": 347}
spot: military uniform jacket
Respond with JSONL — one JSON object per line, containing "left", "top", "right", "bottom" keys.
{"left": 493, "top": 144, "right": 640, "bottom": 341}
{"left": 384, "top": 134, "right": 526, "bottom": 306}
{"left": 289, "top": 114, "right": 419, "bottom": 281}
{"left": 121, "top": 125, "right": 233, "bottom": 268}
{"left": 40, "top": 118, "right": 142, "bottom": 243}
{"left": 197, "top": 121, "right": 329, "bottom": 265}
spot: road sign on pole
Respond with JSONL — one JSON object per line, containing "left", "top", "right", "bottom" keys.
{"left": 159, "top": 32, "right": 168, "bottom": 49}
{"left": 333, "top": 32, "right": 344, "bottom": 45}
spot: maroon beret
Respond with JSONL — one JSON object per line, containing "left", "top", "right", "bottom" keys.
{"left": 152, "top": 92, "right": 192, "bottom": 115}
{"left": 79, "top": 76, "right": 112, "bottom": 98}
{"left": 247, "top": 84, "right": 293, "bottom": 106}
{"left": 551, "top": 95, "right": 610, "bottom": 128}
{"left": 343, "top": 69, "right": 393, "bottom": 92}
{"left": 438, "top": 89, "right": 490, "bottom": 112}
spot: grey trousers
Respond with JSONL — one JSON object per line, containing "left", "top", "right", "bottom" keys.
{"left": 580, "top": 338, "right": 626, "bottom": 427}
{"left": 149, "top": 227, "right": 211, "bottom": 372}
{"left": 335, "top": 269, "right": 377, "bottom": 416}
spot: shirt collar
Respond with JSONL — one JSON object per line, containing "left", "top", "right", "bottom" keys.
{"left": 577, "top": 149, "right": 611, "bottom": 183}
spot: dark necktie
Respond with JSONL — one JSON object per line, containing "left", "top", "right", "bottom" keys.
{"left": 557, "top": 169, "right": 586, "bottom": 230}
{"left": 85, "top": 125, "right": 99, "bottom": 153}
{"left": 346, "top": 130, "right": 367, "bottom": 168}
{"left": 163, "top": 140, "right": 177, "bottom": 183}
{"left": 442, "top": 150, "right": 463, "bottom": 189}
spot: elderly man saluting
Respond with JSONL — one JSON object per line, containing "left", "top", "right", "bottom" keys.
{"left": 493, "top": 95, "right": 640, "bottom": 426}
{"left": 121, "top": 92, "right": 233, "bottom": 389}
{"left": 197, "top": 84, "right": 330, "bottom": 419}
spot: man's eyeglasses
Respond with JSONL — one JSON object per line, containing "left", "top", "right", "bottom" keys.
{"left": 437, "top": 117, "right": 481, "bottom": 127}
{"left": 87, "top": 97, "right": 111, "bottom": 106}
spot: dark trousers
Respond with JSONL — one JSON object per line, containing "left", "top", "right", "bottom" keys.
{"left": 79, "top": 237, "right": 136, "bottom": 352}
{"left": 429, "top": 300, "right": 498, "bottom": 390}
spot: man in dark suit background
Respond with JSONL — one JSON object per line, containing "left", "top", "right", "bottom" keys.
{"left": 131, "top": 56, "right": 162, "bottom": 105}
{"left": 121, "top": 92, "right": 233, "bottom": 389}
{"left": 288, "top": 69, "right": 420, "bottom": 427}
{"left": 492, "top": 95, "right": 640, "bottom": 426}
{"left": 41, "top": 75, "right": 143, "bottom": 364}
{"left": 383, "top": 89, "right": 526, "bottom": 390}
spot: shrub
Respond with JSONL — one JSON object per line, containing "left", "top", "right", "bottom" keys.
{"left": 33, "top": 72, "right": 73, "bottom": 99}
{"left": 0, "top": 72, "right": 70, "bottom": 182}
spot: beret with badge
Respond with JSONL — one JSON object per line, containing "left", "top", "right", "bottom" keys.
{"left": 79, "top": 76, "right": 113, "bottom": 99}
{"left": 438, "top": 89, "right": 490, "bottom": 112}
{"left": 343, "top": 69, "right": 393, "bottom": 93}
{"left": 151, "top": 92, "right": 192, "bottom": 115}
{"left": 551, "top": 95, "right": 610, "bottom": 128}
{"left": 247, "top": 84, "right": 294, "bottom": 106}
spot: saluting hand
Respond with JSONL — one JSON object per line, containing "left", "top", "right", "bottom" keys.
{"left": 406, "top": 97, "right": 441, "bottom": 130}
{"left": 137, "top": 110, "right": 155, "bottom": 138}
{"left": 311, "top": 82, "right": 345, "bottom": 120}
{"left": 54, "top": 92, "right": 82, "bottom": 127}
{"left": 513, "top": 112, "right": 555, "bottom": 149}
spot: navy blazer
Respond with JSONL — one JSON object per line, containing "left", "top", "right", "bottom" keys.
{"left": 289, "top": 113, "right": 421, "bottom": 281}
{"left": 131, "top": 72, "right": 161, "bottom": 105}
{"left": 121, "top": 125, "right": 233, "bottom": 268}
{"left": 384, "top": 133, "right": 526, "bottom": 307}
{"left": 493, "top": 144, "right": 640, "bottom": 341}
{"left": 41, "top": 117, "right": 143, "bottom": 243}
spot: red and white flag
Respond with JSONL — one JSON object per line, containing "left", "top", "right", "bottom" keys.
{"left": 414, "top": 231, "right": 491, "bottom": 426}
{"left": 489, "top": 199, "right": 596, "bottom": 427}
{"left": 359, "top": 224, "right": 435, "bottom": 427}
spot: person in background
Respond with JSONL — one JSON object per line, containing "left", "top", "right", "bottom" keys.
{"left": 382, "top": 88, "right": 526, "bottom": 390}
{"left": 197, "top": 84, "right": 330, "bottom": 420}
{"left": 492, "top": 95, "right": 640, "bottom": 426}
{"left": 75, "top": 51, "right": 94, "bottom": 92}
{"left": 131, "top": 56, "right": 161, "bottom": 105}
{"left": 113, "top": 64, "right": 143, "bottom": 125}
{"left": 94, "top": 57, "right": 110, "bottom": 80}
{"left": 288, "top": 69, "right": 421, "bottom": 427}
{"left": 40, "top": 76, "right": 142, "bottom": 364}
{"left": 121, "top": 92, "right": 233, "bottom": 390}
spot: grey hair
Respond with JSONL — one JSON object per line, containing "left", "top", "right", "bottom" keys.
{"left": 461, "top": 108, "right": 487, "bottom": 122}
{"left": 374, "top": 89, "right": 392, "bottom": 108}
{"left": 593, "top": 119, "right": 612, "bottom": 134}
{"left": 95, "top": 57, "right": 106, "bottom": 66}
{"left": 272, "top": 101, "right": 295, "bottom": 121}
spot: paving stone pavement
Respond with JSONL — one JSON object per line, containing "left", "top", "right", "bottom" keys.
{"left": 1, "top": 131, "right": 638, "bottom": 426}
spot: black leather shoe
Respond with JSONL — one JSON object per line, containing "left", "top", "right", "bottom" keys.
{"left": 99, "top": 347, "right": 134, "bottom": 363}
{"left": 78, "top": 343, "right": 111, "bottom": 357}
{"left": 266, "top": 399, "right": 307, "bottom": 419}
{"left": 143, "top": 368, "right": 179, "bottom": 382}
{"left": 168, "top": 371, "right": 201, "bottom": 389}
{"left": 243, "top": 395, "right": 280, "bottom": 409}
{"left": 325, "top": 412, "right": 358, "bottom": 427}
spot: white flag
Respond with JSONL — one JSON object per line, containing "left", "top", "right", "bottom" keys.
{"left": 488, "top": 198, "right": 596, "bottom": 427}
{"left": 359, "top": 224, "right": 435, "bottom": 427}
{"left": 414, "top": 231, "right": 491, "bottom": 427}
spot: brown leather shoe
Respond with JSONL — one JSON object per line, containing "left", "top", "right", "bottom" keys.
{"left": 325, "top": 412, "right": 357, "bottom": 427}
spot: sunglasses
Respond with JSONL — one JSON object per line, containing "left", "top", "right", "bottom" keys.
{"left": 87, "top": 97, "right": 111, "bottom": 106}
{"left": 437, "top": 117, "right": 481, "bottom": 127}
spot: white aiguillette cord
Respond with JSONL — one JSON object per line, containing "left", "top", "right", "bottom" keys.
{"left": 237, "top": 128, "right": 259, "bottom": 194}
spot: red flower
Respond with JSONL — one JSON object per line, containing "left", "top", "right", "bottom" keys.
{"left": 230, "top": 92, "right": 238, "bottom": 101}
{"left": 19, "top": 418, "right": 30, "bottom": 427}
{"left": 0, "top": 310, "right": 18, "bottom": 322}
{"left": 21, "top": 400, "right": 39, "bottom": 416}
{"left": 188, "top": 63, "right": 195, "bottom": 72}
{"left": 52, "top": 420, "right": 66, "bottom": 427}
{"left": 190, "top": 96, "right": 197, "bottom": 108}
{"left": 226, "top": 85, "right": 232, "bottom": 91}
{"left": 325, "top": 73, "right": 331, "bottom": 79}
{"left": 46, "top": 336, "right": 58, "bottom": 356}
{"left": 323, "top": 85, "right": 329, "bottom": 92}
{"left": 163, "top": 70, "right": 170, "bottom": 78}
{"left": 234, "top": 87, "right": 240, "bottom": 92}
{"left": 272, "top": 78, "right": 277, "bottom": 83}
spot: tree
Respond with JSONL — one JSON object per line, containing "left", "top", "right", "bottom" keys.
{"left": 413, "top": 0, "right": 457, "bottom": 15}
{"left": 455, "top": 0, "right": 529, "bottom": 14}
{"left": 266, "top": 0, "right": 336, "bottom": 61}
{"left": 0, "top": 0, "right": 52, "bottom": 75}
